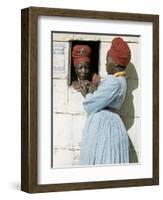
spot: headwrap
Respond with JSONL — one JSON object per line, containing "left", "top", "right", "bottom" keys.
{"left": 107, "top": 37, "right": 131, "bottom": 67}
{"left": 72, "top": 45, "right": 91, "bottom": 66}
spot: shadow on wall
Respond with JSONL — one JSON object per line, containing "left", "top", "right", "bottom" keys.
{"left": 119, "top": 62, "right": 139, "bottom": 163}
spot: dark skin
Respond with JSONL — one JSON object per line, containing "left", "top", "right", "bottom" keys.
{"left": 72, "top": 61, "right": 99, "bottom": 97}
{"left": 106, "top": 57, "right": 126, "bottom": 75}
{"left": 72, "top": 61, "right": 92, "bottom": 96}
{"left": 74, "top": 61, "right": 90, "bottom": 80}
{"left": 79, "top": 57, "right": 126, "bottom": 97}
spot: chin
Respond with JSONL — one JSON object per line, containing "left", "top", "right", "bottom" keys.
{"left": 80, "top": 77, "right": 87, "bottom": 80}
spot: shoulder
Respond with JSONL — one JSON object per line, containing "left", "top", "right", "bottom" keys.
{"left": 103, "top": 74, "right": 119, "bottom": 82}
{"left": 101, "top": 75, "right": 120, "bottom": 89}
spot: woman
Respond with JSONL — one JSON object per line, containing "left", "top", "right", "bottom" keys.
{"left": 79, "top": 37, "right": 131, "bottom": 165}
{"left": 72, "top": 44, "right": 97, "bottom": 95}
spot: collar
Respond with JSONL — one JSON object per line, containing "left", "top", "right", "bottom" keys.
{"left": 113, "top": 71, "right": 127, "bottom": 78}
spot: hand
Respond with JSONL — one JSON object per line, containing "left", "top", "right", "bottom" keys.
{"left": 88, "top": 73, "right": 100, "bottom": 93}
{"left": 78, "top": 80, "right": 89, "bottom": 97}
{"left": 88, "top": 83, "right": 98, "bottom": 93}
{"left": 92, "top": 73, "right": 101, "bottom": 86}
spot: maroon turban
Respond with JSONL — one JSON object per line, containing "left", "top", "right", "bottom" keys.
{"left": 72, "top": 45, "right": 91, "bottom": 65}
{"left": 107, "top": 37, "right": 131, "bottom": 67}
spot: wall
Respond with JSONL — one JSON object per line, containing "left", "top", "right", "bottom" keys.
{"left": 0, "top": 0, "right": 162, "bottom": 200}
{"left": 52, "top": 33, "right": 140, "bottom": 167}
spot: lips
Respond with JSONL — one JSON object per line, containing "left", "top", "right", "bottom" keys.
{"left": 81, "top": 74, "right": 86, "bottom": 77}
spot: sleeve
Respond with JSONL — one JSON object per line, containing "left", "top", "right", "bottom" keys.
{"left": 83, "top": 76, "right": 120, "bottom": 115}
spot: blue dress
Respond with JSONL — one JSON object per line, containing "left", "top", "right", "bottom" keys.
{"left": 80, "top": 74, "right": 129, "bottom": 165}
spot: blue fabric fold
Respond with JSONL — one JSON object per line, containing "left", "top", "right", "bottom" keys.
{"left": 80, "top": 75, "right": 129, "bottom": 165}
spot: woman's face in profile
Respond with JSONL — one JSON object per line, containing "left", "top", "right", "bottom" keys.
{"left": 106, "top": 57, "right": 116, "bottom": 74}
{"left": 75, "top": 61, "right": 90, "bottom": 80}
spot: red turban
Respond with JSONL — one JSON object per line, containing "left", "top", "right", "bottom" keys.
{"left": 107, "top": 37, "right": 131, "bottom": 67}
{"left": 72, "top": 45, "right": 91, "bottom": 65}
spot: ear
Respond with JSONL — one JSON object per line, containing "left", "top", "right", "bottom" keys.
{"left": 111, "top": 58, "right": 118, "bottom": 67}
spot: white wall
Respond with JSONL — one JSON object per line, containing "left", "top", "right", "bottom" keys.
{"left": 0, "top": 0, "right": 162, "bottom": 199}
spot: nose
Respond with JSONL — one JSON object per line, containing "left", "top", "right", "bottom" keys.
{"left": 81, "top": 67, "right": 86, "bottom": 73}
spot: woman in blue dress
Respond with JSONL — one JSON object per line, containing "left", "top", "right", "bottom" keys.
{"left": 79, "top": 37, "right": 131, "bottom": 165}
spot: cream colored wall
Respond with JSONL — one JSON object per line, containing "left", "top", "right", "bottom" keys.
{"left": 52, "top": 33, "right": 140, "bottom": 168}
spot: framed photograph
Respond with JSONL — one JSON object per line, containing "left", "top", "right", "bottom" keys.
{"left": 21, "top": 7, "right": 159, "bottom": 193}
